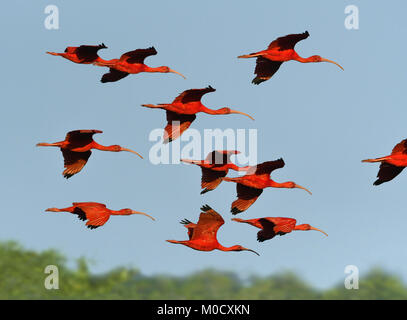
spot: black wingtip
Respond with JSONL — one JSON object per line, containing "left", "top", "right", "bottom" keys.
{"left": 231, "top": 207, "right": 243, "bottom": 215}
{"left": 251, "top": 77, "right": 265, "bottom": 85}
{"left": 180, "top": 219, "right": 192, "bottom": 225}
{"left": 200, "top": 204, "right": 212, "bottom": 212}
{"left": 200, "top": 188, "right": 211, "bottom": 195}
{"left": 207, "top": 85, "right": 216, "bottom": 91}
{"left": 373, "top": 180, "right": 383, "bottom": 186}
{"left": 99, "top": 43, "right": 107, "bottom": 49}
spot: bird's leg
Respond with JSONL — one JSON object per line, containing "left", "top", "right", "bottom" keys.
{"left": 46, "top": 51, "right": 62, "bottom": 56}
{"left": 45, "top": 207, "right": 74, "bottom": 213}
{"left": 141, "top": 104, "right": 164, "bottom": 109}
{"left": 237, "top": 52, "right": 264, "bottom": 59}
{"left": 362, "top": 156, "right": 390, "bottom": 163}
{"left": 166, "top": 240, "right": 189, "bottom": 245}
{"left": 36, "top": 142, "right": 63, "bottom": 147}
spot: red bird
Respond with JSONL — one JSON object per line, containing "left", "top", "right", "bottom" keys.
{"left": 46, "top": 43, "right": 108, "bottom": 64}
{"left": 36, "top": 130, "right": 143, "bottom": 178}
{"left": 141, "top": 86, "right": 254, "bottom": 143}
{"left": 181, "top": 150, "right": 251, "bottom": 194}
{"left": 222, "top": 158, "right": 312, "bottom": 214}
{"left": 362, "top": 138, "right": 407, "bottom": 185}
{"left": 46, "top": 202, "right": 155, "bottom": 229}
{"left": 167, "top": 205, "right": 259, "bottom": 255}
{"left": 238, "top": 31, "right": 344, "bottom": 84}
{"left": 93, "top": 47, "right": 186, "bottom": 83}
{"left": 232, "top": 217, "right": 328, "bottom": 242}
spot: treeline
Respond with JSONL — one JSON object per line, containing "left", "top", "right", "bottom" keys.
{"left": 1, "top": 241, "right": 406, "bottom": 299}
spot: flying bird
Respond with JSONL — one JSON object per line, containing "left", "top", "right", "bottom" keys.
{"left": 238, "top": 31, "right": 344, "bottom": 84}
{"left": 46, "top": 202, "right": 155, "bottom": 229}
{"left": 36, "top": 130, "right": 143, "bottom": 178}
{"left": 167, "top": 205, "right": 259, "bottom": 255}
{"left": 141, "top": 86, "right": 254, "bottom": 143}
{"left": 181, "top": 150, "right": 251, "bottom": 194}
{"left": 232, "top": 217, "right": 327, "bottom": 242}
{"left": 46, "top": 43, "right": 108, "bottom": 64}
{"left": 222, "top": 158, "right": 312, "bottom": 214}
{"left": 362, "top": 138, "right": 407, "bottom": 185}
{"left": 93, "top": 47, "right": 186, "bottom": 83}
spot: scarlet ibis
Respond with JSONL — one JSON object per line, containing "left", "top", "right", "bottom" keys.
{"left": 181, "top": 150, "right": 251, "bottom": 194}
{"left": 46, "top": 43, "right": 108, "bottom": 64}
{"left": 238, "top": 31, "right": 344, "bottom": 84}
{"left": 141, "top": 86, "right": 254, "bottom": 143}
{"left": 46, "top": 202, "right": 155, "bottom": 229}
{"left": 167, "top": 205, "right": 259, "bottom": 255}
{"left": 232, "top": 217, "right": 327, "bottom": 242}
{"left": 362, "top": 138, "right": 407, "bottom": 185}
{"left": 36, "top": 130, "right": 143, "bottom": 178}
{"left": 93, "top": 47, "right": 186, "bottom": 83}
{"left": 222, "top": 158, "right": 312, "bottom": 214}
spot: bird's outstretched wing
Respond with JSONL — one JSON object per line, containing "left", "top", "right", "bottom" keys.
{"left": 180, "top": 219, "right": 196, "bottom": 240}
{"left": 120, "top": 47, "right": 157, "bottom": 64}
{"left": 247, "top": 158, "right": 285, "bottom": 176}
{"left": 252, "top": 57, "right": 283, "bottom": 85}
{"left": 257, "top": 218, "right": 277, "bottom": 242}
{"left": 65, "top": 130, "right": 102, "bottom": 146}
{"left": 231, "top": 184, "right": 263, "bottom": 214}
{"left": 172, "top": 86, "right": 216, "bottom": 104}
{"left": 163, "top": 111, "right": 196, "bottom": 143}
{"left": 257, "top": 217, "right": 296, "bottom": 242}
{"left": 200, "top": 167, "right": 228, "bottom": 194}
{"left": 374, "top": 162, "right": 405, "bottom": 185}
{"left": 391, "top": 139, "right": 407, "bottom": 154}
{"left": 191, "top": 205, "right": 225, "bottom": 241}
{"left": 72, "top": 202, "right": 107, "bottom": 209}
{"left": 75, "top": 43, "right": 107, "bottom": 62}
{"left": 205, "top": 150, "right": 232, "bottom": 165}
{"left": 61, "top": 149, "right": 92, "bottom": 178}
{"left": 101, "top": 68, "right": 129, "bottom": 83}
{"left": 71, "top": 203, "right": 110, "bottom": 229}
{"left": 267, "top": 31, "right": 309, "bottom": 51}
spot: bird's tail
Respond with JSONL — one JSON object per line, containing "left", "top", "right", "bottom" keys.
{"left": 362, "top": 156, "right": 390, "bottom": 163}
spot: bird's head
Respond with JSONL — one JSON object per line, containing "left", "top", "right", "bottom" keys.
{"left": 159, "top": 66, "right": 186, "bottom": 79}
{"left": 285, "top": 181, "right": 312, "bottom": 195}
{"left": 119, "top": 209, "right": 155, "bottom": 220}
{"left": 295, "top": 224, "right": 328, "bottom": 236}
{"left": 310, "top": 55, "right": 344, "bottom": 70}
{"left": 217, "top": 108, "right": 255, "bottom": 120}
{"left": 112, "top": 145, "right": 143, "bottom": 159}
{"left": 229, "top": 245, "right": 260, "bottom": 256}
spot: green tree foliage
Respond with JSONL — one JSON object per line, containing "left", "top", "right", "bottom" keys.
{"left": 1, "top": 241, "right": 407, "bottom": 299}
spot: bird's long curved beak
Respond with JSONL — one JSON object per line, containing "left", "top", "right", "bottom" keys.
{"left": 230, "top": 110, "right": 255, "bottom": 121}
{"left": 320, "top": 58, "right": 344, "bottom": 70}
{"left": 120, "top": 147, "right": 143, "bottom": 159}
{"left": 310, "top": 226, "right": 328, "bottom": 237}
{"left": 294, "top": 184, "right": 312, "bottom": 195}
{"left": 245, "top": 248, "right": 260, "bottom": 256}
{"left": 169, "top": 68, "right": 186, "bottom": 79}
{"left": 131, "top": 210, "right": 156, "bottom": 221}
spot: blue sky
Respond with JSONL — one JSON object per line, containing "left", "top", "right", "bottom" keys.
{"left": 2, "top": 0, "right": 407, "bottom": 289}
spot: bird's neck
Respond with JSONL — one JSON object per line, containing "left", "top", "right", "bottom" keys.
{"left": 294, "top": 224, "right": 308, "bottom": 231}
{"left": 217, "top": 244, "right": 238, "bottom": 252}
{"left": 145, "top": 66, "right": 166, "bottom": 73}
{"left": 200, "top": 105, "right": 228, "bottom": 115}
{"left": 92, "top": 142, "right": 116, "bottom": 152}
{"left": 294, "top": 54, "right": 315, "bottom": 63}
{"left": 267, "top": 180, "right": 291, "bottom": 188}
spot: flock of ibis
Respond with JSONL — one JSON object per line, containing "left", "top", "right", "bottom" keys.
{"left": 39, "top": 31, "right": 407, "bottom": 256}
